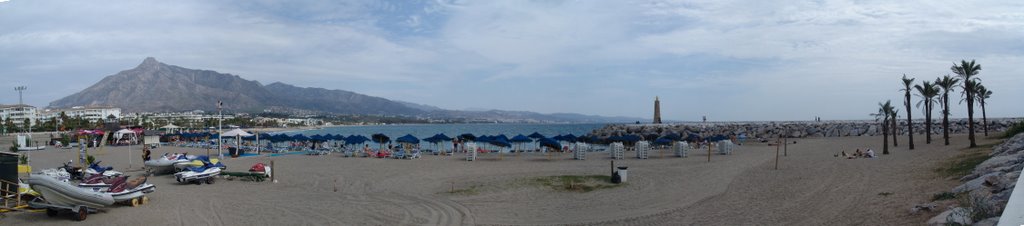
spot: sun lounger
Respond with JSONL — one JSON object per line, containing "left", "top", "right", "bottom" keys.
{"left": 674, "top": 141, "right": 689, "bottom": 157}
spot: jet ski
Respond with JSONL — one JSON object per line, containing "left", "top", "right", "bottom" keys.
{"left": 78, "top": 174, "right": 117, "bottom": 189}
{"left": 174, "top": 160, "right": 223, "bottom": 185}
{"left": 104, "top": 176, "right": 155, "bottom": 206}
{"left": 82, "top": 161, "right": 122, "bottom": 178}
{"left": 145, "top": 154, "right": 193, "bottom": 174}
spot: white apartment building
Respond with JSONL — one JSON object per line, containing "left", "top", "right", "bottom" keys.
{"left": 38, "top": 106, "right": 122, "bottom": 123}
{"left": 0, "top": 104, "right": 38, "bottom": 127}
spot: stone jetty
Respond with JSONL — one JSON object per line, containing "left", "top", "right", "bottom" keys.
{"left": 587, "top": 118, "right": 1022, "bottom": 140}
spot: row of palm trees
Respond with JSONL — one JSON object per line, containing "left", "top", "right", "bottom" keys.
{"left": 875, "top": 60, "right": 993, "bottom": 154}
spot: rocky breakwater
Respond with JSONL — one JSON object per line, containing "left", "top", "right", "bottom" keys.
{"left": 586, "top": 118, "right": 1021, "bottom": 140}
{"left": 922, "top": 133, "right": 1024, "bottom": 226}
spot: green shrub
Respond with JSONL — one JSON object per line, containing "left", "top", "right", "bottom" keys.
{"left": 86, "top": 155, "right": 96, "bottom": 165}
{"left": 9, "top": 141, "right": 18, "bottom": 152}
{"left": 932, "top": 192, "right": 957, "bottom": 201}
{"left": 1004, "top": 121, "right": 1024, "bottom": 138}
{"left": 18, "top": 155, "right": 28, "bottom": 164}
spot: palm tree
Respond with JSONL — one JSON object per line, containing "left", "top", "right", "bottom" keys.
{"left": 951, "top": 59, "right": 981, "bottom": 147}
{"left": 900, "top": 75, "right": 915, "bottom": 150}
{"left": 976, "top": 84, "right": 992, "bottom": 137}
{"left": 935, "top": 75, "right": 960, "bottom": 146}
{"left": 914, "top": 81, "right": 940, "bottom": 144}
{"left": 871, "top": 101, "right": 893, "bottom": 155}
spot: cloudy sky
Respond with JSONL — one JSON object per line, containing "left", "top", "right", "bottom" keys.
{"left": 1, "top": 0, "right": 1021, "bottom": 121}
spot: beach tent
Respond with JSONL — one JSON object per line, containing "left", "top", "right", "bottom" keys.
{"left": 538, "top": 138, "right": 561, "bottom": 150}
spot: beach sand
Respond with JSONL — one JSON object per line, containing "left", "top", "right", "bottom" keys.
{"left": 2, "top": 134, "right": 999, "bottom": 225}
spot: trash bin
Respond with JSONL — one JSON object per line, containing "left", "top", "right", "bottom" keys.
{"left": 229, "top": 147, "right": 238, "bottom": 157}
{"left": 616, "top": 166, "right": 628, "bottom": 183}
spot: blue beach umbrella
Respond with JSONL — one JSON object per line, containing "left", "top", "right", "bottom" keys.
{"left": 345, "top": 135, "right": 369, "bottom": 144}
{"left": 396, "top": 134, "right": 420, "bottom": 144}
{"left": 527, "top": 132, "right": 546, "bottom": 139}
{"left": 538, "top": 138, "right": 561, "bottom": 149}
{"left": 459, "top": 133, "right": 476, "bottom": 141}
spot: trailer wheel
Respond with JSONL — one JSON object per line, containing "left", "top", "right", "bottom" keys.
{"left": 131, "top": 198, "right": 140, "bottom": 207}
{"left": 206, "top": 177, "right": 215, "bottom": 184}
{"left": 76, "top": 206, "right": 88, "bottom": 221}
{"left": 141, "top": 196, "right": 149, "bottom": 205}
{"left": 46, "top": 208, "right": 58, "bottom": 217}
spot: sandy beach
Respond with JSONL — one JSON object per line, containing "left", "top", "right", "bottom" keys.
{"left": 2, "top": 133, "right": 1000, "bottom": 225}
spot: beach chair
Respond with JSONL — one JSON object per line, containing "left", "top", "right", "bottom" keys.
{"left": 465, "top": 143, "right": 478, "bottom": 161}
{"left": 674, "top": 141, "right": 689, "bottom": 158}
{"left": 635, "top": 141, "right": 649, "bottom": 159}
{"left": 393, "top": 150, "right": 406, "bottom": 159}
{"left": 574, "top": 142, "right": 588, "bottom": 160}
{"left": 610, "top": 142, "right": 624, "bottom": 159}
{"left": 717, "top": 140, "right": 734, "bottom": 155}
{"left": 409, "top": 149, "right": 421, "bottom": 159}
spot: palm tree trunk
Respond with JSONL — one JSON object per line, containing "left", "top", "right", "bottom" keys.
{"left": 942, "top": 94, "right": 950, "bottom": 145}
{"left": 982, "top": 101, "right": 988, "bottom": 137}
{"left": 905, "top": 93, "right": 914, "bottom": 149}
{"left": 924, "top": 102, "right": 932, "bottom": 144}
{"left": 966, "top": 89, "right": 977, "bottom": 148}
{"left": 891, "top": 116, "right": 898, "bottom": 147}
{"left": 882, "top": 118, "right": 890, "bottom": 155}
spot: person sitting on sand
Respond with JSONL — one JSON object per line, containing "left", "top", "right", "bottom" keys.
{"left": 865, "top": 149, "right": 876, "bottom": 158}
{"left": 840, "top": 150, "right": 848, "bottom": 158}
{"left": 854, "top": 149, "right": 863, "bottom": 157}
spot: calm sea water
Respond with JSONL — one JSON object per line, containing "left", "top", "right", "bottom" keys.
{"left": 281, "top": 123, "right": 607, "bottom": 141}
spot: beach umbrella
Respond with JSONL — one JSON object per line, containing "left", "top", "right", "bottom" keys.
{"left": 561, "top": 134, "right": 578, "bottom": 143}
{"left": 310, "top": 134, "right": 326, "bottom": 142}
{"left": 661, "top": 133, "right": 682, "bottom": 141}
{"left": 653, "top": 138, "right": 673, "bottom": 145}
{"left": 510, "top": 134, "right": 532, "bottom": 143}
{"left": 509, "top": 134, "right": 531, "bottom": 155}
{"left": 489, "top": 137, "right": 511, "bottom": 147}
{"left": 291, "top": 134, "right": 309, "bottom": 142}
{"left": 345, "top": 135, "right": 369, "bottom": 144}
{"left": 459, "top": 133, "right": 476, "bottom": 141}
{"left": 433, "top": 133, "right": 452, "bottom": 141}
{"left": 396, "top": 134, "right": 420, "bottom": 144}
{"left": 538, "top": 138, "right": 561, "bottom": 149}
{"left": 528, "top": 132, "right": 546, "bottom": 140}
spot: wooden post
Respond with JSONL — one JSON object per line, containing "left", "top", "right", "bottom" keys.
{"left": 707, "top": 142, "right": 711, "bottom": 162}
{"left": 784, "top": 137, "right": 788, "bottom": 156}
{"left": 270, "top": 160, "right": 276, "bottom": 183}
{"left": 775, "top": 137, "right": 781, "bottom": 170}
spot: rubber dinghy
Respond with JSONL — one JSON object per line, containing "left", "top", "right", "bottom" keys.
{"left": 27, "top": 174, "right": 114, "bottom": 209}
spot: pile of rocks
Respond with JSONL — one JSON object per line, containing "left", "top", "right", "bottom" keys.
{"left": 924, "top": 132, "right": 1024, "bottom": 225}
{"left": 586, "top": 118, "right": 1021, "bottom": 140}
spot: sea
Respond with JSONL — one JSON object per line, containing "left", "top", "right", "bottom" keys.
{"left": 278, "top": 123, "right": 608, "bottom": 141}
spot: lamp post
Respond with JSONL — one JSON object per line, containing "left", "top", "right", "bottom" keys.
{"left": 15, "top": 86, "right": 26, "bottom": 105}
{"left": 218, "top": 100, "right": 223, "bottom": 159}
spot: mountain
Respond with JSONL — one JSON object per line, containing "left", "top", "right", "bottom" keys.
{"left": 49, "top": 57, "right": 645, "bottom": 123}
{"left": 49, "top": 57, "right": 423, "bottom": 115}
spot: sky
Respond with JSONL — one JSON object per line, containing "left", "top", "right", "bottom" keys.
{"left": 1, "top": 0, "right": 1022, "bottom": 121}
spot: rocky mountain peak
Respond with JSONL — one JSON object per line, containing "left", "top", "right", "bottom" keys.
{"left": 137, "top": 57, "right": 162, "bottom": 69}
